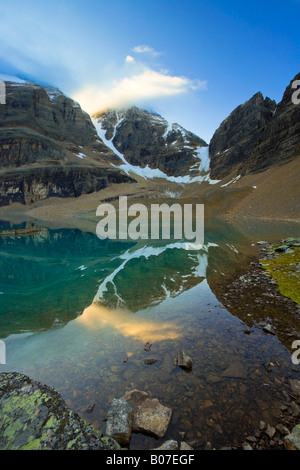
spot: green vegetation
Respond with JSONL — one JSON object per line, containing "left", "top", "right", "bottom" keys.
{"left": 260, "top": 240, "right": 300, "bottom": 305}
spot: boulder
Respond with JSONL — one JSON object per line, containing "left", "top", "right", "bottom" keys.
{"left": 284, "top": 424, "right": 300, "bottom": 450}
{"left": 121, "top": 389, "right": 172, "bottom": 439}
{"left": 133, "top": 398, "right": 172, "bottom": 439}
{"left": 173, "top": 351, "right": 193, "bottom": 371}
{"left": 106, "top": 399, "right": 133, "bottom": 446}
{"left": 0, "top": 372, "right": 119, "bottom": 450}
{"left": 263, "top": 324, "right": 276, "bottom": 335}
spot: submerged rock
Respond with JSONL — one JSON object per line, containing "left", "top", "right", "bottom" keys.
{"left": 143, "top": 358, "right": 158, "bottom": 366}
{"left": 0, "top": 372, "right": 120, "bottom": 450}
{"left": 154, "top": 440, "right": 179, "bottom": 450}
{"left": 263, "top": 324, "right": 276, "bottom": 335}
{"left": 221, "top": 360, "right": 247, "bottom": 379}
{"left": 144, "top": 342, "right": 152, "bottom": 352}
{"left": 173, "top": 351, "right": 193, "bottom": 371}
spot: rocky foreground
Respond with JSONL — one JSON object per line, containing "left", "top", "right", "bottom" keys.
{"left": 1, "top": 369, "right": 300, "bottom": 450}
{"left": 0, "top": 372, "right": 120, "bottom": 450}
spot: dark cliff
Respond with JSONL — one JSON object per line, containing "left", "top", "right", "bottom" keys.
{"left": 209, "top": 72, "right": 300, "bottom": 179}
{"left": 0, "top": 81, "right": 134, "bottom": 206}
{"left": 209, "top": 92, "right": 276, "bottom": 178}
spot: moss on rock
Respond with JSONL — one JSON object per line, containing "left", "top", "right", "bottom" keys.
{"left": 0, "top": 372, "right": 120, "bottom": 450}
{"left": 260, "top": 240, "right": 300, "bottom": 305}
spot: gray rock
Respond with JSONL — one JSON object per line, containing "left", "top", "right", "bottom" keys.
{"left": 242, "top": 443, "right": 253, "bottom": 450}
{"left": 265, "top": 425, "right": 276, "bottom": 439}
{"left": 143, "top": 358, "right": 158, "bottom": 366}
{"left": 173, "top": 351, "right": 193, "bottom": 371}
{"left": 106, "top": 399, "right": 133, "bottom": 446}
{"left": 154, "top": 440, "right": 179, "bottom": 450}
{"left": 284, "top": 424, "right": 300, "bottom": 450}
{"left": 263, "top": 324, "right": 276, "bottom": 335}
{"left": 0, "top": 372, "right": 120, "bottom": 450}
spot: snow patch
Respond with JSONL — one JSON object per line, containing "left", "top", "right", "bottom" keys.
{"left": 76, "top": 265, "right": 88, "bottom": 271}
{"left": 221, "top": 175, "right": 241, "bottom": 187}
{"left": 93, "top": 117, "right": 220, "bottom": 185}
{"left": 75, "top": 152, "right": 87, "bottom": 159}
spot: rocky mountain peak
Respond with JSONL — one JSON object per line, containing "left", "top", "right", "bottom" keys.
{"left": 94, "top": 106, "right": 209, "bottom": 178}
{"left": 209, "top": 91, "right": 277, "bottom": 178}
{"left": 209, "top": 72, "right": 300, "bottom": 179}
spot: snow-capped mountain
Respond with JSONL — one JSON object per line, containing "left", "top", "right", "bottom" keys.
{"left": 93, "top": 106, "right": 219, "bottom": 184}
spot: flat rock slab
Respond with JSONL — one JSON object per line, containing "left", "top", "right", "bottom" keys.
{"left": 133, "top": 398, "right": 172, "bottom": 439}
{"left": 143, "top": 358, "right": 158, "bottom": 365}
{"left": 221, "top": 360, "right": 247, "bottom": 379}
{"left": 0, "top": 372, "right": 119, "bottom": 450}
{"left": 106, "top": 399, "right": 133, "bottom": 446}
{"left": 121, "top": 390, "right": 151, "bottom": 412}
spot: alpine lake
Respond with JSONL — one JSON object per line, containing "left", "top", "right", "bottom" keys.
{"left": 0, "top": 216, "right": 299, "bottom": 450}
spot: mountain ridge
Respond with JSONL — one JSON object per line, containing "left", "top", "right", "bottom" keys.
{"left": 209, "top": 72, "right": 300, "bottom": 179}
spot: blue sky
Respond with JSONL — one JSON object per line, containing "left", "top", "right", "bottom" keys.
{"left": 0, "top": 0, "right": 299, "bottom": 142}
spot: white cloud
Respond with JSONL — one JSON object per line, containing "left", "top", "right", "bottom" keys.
{"left": 125, "top": 55, "right": 135, "bottom": 63}
{"left": 74, "top": 67, "right": 207, "bottom": 115}
{"left": 132, "top": 44, "right": 161, "bottom": 56}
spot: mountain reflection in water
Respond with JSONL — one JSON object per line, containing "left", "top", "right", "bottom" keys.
{"left": 0, "top": 218, "right": 300, "bottom": 449}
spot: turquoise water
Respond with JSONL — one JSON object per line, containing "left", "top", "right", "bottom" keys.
{"left": 0, "top": 218, "right": 299, "bottom": 449}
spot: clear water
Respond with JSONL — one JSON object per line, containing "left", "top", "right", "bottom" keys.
{"left": 0, "top": 218, "right": 299, "bottom": 449}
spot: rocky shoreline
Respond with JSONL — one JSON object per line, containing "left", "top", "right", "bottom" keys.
{"left": 213, "top": 238, "right": 300, "bottom": 450}
{"left": 0, "top": 372, "right": 120, "bottom": 450}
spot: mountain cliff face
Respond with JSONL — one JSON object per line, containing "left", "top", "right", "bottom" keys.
{"left": 0, "top": 80, "right": 134, "bottom": 206}
{"left": 209, "top": 72, "right": 300, "bottom": 179}
{"left": 209, "top": 93, "right": 276, "bottom": 178}
{"left": 246, "top": 72, "right": 300, "bottom": 174}
{"left": 94, "top": 107, "right": 209, "bottom": 177}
